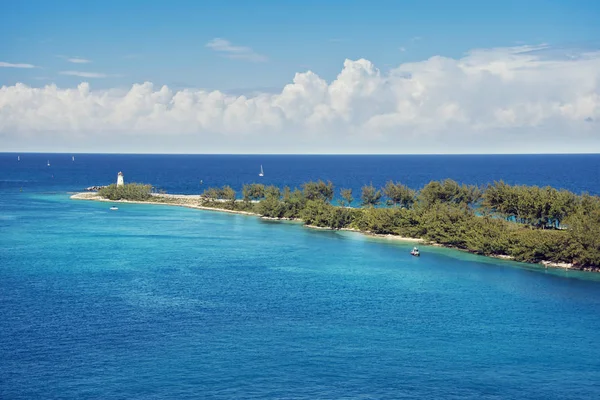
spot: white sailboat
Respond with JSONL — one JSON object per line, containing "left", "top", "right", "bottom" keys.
{"left": 47, "top": 160, "right": 50, "bottom": 167}
{"left": 259, "top": 165, "right": 264, "bottom": 177}
{"left": 72, "top": 156, "right": 75, "bottom": 162}
{"left": 18, "top": 155, "right": 20, "bottom": 161}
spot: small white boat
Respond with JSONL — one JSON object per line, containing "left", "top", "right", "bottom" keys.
{"left": 72, "top": 156, "right": 75, "bottom": 162}
{"left": 18, "top": 155, "right": 20, "bottom": 161}
{"left": 410, "top": 247, "right": 420, "bottom": 257}
{"left": 259, "top": 165, "right": 264, "bottom": 177}
{"left": 47, "top": 160, "right": 50, "bottom": 167}
{"left": 109, "top": 206, "right": 118, "bottom": 211}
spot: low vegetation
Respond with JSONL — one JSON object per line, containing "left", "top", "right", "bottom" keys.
{"left": 98, "top": 183, "right": 152, "bottom": 201}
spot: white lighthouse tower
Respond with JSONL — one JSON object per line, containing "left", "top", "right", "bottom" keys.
{"left": 117, "top": 171, "right": 124, "bottom": 187}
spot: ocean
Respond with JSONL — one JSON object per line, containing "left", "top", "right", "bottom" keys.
{"left": 1, "top": 153, "right": 600, "bottom": 399}
{"left": 2, "top": 153, "right": 600, "bottom": 196}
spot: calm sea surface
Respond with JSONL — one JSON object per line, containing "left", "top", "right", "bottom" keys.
{"left": 1, "top": 154, "right": 600, "bottom": 399}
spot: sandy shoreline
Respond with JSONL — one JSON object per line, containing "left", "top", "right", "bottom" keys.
{"left": 71, "top": 192, "right": 585, "bottom": 271}
{"left": 70, "top": 192, "right": 259, "bottom": 216}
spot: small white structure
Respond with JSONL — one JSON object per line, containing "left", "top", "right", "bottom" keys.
{"left": 117, "top": 171, "right": 124, "bottom": 187}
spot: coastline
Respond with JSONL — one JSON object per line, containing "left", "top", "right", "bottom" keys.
{"left": 72, "top": 192, "right": 425, "bottom": 244}
{"left": 70, "top": 192, "right": 259, "bottom": 216}
{"left": 306, "top": 225, "right": 424, "bottom": 243}
{"left": 71, "top": 192, "right": 581, "bottom": 272}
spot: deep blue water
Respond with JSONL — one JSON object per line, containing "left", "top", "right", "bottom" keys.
{"left": 2, "top": 153, "right": 600, "bottom": 196}
{"left": 1, "top": 153, "right": 600, "bottom": 399}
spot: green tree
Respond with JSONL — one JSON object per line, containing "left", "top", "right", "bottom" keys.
{"left": 242, "top": 183, "right": 266, "bottom": 201}
{"left": 201, "top": 187, "right": 220, "bottom": 201}
{"left": 361, "top": 184, "right": 382, "bottom": 207}
{"left": 418, "top": 203, "right": 472, "bottom": 248}
{"left": 564, "top": 208, "right": 600, "bottom": 266}
{"left": 383, "top": 181, "right": 416, "bottom": 208}
{"left": 282, "top": 188, "right": 306, "bottom": 219}
{"left": 265, "top": 185, "right": 281, "bottom": 199}
{"left": 221, "top": 185, "right": 236, "bottom": 207}
{"left": 329, "top": 207, "right": 354, "bottom": 229}
{"left": 282, "top": 186, "right": 291, "bottom": 202}
{"left": 302, "top": 180, "right": 334, "bottom": 202}
{"left": 418, "top": 179, "right": 480, "bottom": 209}
{"left": 257, "top": 194, "right": 285, "bottom": 218}
{"left": 339, "top": 188, "right": 354, "bottom": 207}
{"left": 301, "top": 200, "right": 333, "bottom": 227}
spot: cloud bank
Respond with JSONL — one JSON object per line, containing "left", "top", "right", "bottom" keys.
{"left": 1, "top": 45, "right": 599, "bottom": 153}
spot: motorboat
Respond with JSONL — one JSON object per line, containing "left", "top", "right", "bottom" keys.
{"left": 410, "top": 247, "right": 420, "bottom": 257}
{"left": 109, "top": 206, "right": 118, "bottom": 211}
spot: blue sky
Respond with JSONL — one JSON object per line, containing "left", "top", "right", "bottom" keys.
{"left": 1, "top": 0, "right": 598, "bottom": 92}
{"left": 1, "top": 0, "right": 599, "bottom": 153}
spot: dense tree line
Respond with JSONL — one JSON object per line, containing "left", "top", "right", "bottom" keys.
{"left": 482, "top": 181, "right": 577, "bottom": 228}
{"left": 196, "top": 179, "right": 600, "bottom": 269}
{"left": 98, "top": 179, "right": 600, "bottom": 270}
{"left": 201, "top": 185, "right": 237, "bottom": 208}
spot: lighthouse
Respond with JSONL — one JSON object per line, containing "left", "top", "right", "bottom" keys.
{"left": 117, "top": 171, "right": 124, "bottom": 187}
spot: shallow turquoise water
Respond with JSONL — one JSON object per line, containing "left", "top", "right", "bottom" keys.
{"left": 1, "top": 192, "right": 600, "bottom": 399}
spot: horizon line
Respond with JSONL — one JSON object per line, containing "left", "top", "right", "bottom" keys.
{"left": 2, "top": 152, "right": 600, "bottom": 156}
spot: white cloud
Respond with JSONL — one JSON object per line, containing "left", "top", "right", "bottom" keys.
{"left": 1, "top": 45, "right": 599, "bottom": 153}
{"left": 56, "top": 55, "right": 91, "bottom": 63}
{"left": 59, "top": 71, "right": 108, "bottom": 78}
{"left": 399, "top": 47, "right": 406, "bottom": 52}
{"left": 0, "top": 62, "right": 36, "bottom": 68}
{"left": 67, "top": 57, "right": 91, "bottom": 64}
{"left": 206, "top": 38, "right": 267, "bottom": 62}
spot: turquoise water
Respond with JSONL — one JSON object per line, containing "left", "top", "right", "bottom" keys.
{"left": 2, "top": 190, "right": 600, "bottom": 399}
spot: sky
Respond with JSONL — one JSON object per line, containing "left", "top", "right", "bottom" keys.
{"left": 1, "top": 0, "right": 599, "bottom": 153}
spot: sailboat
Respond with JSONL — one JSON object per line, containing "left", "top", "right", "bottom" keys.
{"left": 72, "top": 156, "right": 75, "bottom": 162}
{"left": 259, "top": 165, "right": 264, "bottom": 177}
{"left": 47, "top": 160, "right": 50, "bottom": 167}
{"left": 18, "top": 155, "right": 20, "bottom": 161}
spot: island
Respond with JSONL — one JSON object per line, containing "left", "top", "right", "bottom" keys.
{"left": 71, "top": 179, "right": 600, "bottom": 272}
